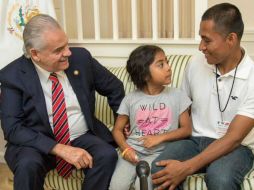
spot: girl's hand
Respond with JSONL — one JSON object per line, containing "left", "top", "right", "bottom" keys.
{"left": 138, "top": 135, "right": 163, "bottom": 148}
{"left": 122, "top": 148, "right": 139, "bottom": 164}
{"left": 123, "top": 124, "right": 131, "bottom": 138}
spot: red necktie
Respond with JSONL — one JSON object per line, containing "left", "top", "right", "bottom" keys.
{"left": 49, "top": 73, "right": 73, "bottom": 178}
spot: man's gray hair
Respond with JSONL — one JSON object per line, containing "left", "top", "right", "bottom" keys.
{"left": 23, "top": 14, "right": 61, "bottom": 58}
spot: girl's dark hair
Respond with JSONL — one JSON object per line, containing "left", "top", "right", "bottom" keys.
{"left": 126, "top": 45, "right": 164, "bottom": 90}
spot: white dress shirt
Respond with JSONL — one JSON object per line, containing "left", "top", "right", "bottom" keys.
{"left": 33, "top": 63, "right": 88, "bottom": 141}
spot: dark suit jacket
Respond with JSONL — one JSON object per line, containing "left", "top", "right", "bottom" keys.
{"left": 0, "top": 47, "right": 124, "bottom": 164}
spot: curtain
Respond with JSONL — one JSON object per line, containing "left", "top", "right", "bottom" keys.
{"left": 158, "top": 0, "right": 173, "bottom": 38}
{"left": 179, "top": 0, "right": 195, "bottom": 38}
{"left": 60, "top": 0, "right": 194, "bottom": 40}
{"left": 118, "top": 0, "right": 132, "bottom": 38}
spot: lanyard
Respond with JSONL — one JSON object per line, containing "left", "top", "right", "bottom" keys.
{"left": 215, "top": 51, "right": 243, "bottom": 121}
{"left": 215, "top": 64, "right": 238, "bottom": 121}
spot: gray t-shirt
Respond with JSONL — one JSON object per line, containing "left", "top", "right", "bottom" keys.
{"left": 117, "top": 87, "right": 192, "bottom": 155}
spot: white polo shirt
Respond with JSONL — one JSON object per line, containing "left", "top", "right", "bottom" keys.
{"left": 181, "top": 50, "right": 254, "bottom": 151}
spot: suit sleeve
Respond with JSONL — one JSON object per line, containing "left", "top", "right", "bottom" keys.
{"left": 91, "top": 57, "right": 125, "bottom": 114}
{"left": 0, "top": 72, "right": 57, "bottom": 154}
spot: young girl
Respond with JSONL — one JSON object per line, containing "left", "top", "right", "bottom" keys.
{"left": 109, "top": 45, "right": 192, "bottom": 190}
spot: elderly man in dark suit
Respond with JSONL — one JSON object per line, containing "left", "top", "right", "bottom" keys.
{"left": 0, "top": 14, "right": 124, "bottom": 190}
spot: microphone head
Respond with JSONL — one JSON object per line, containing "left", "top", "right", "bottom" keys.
{"left": 136, "top": 160, "right": 150, "bottom": 178}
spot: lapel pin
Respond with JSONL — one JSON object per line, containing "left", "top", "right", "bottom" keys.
{"left": 74, "top": 70, "right": 79, "bottom": 75}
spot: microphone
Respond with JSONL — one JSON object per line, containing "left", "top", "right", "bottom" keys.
{"left": 136, "top": 160, "right": 150, "bottom": 190}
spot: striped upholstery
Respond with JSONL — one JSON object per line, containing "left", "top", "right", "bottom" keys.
{"left": 44, "top": 169, "right": 84, "bottom": 190}
{"left": 94, "top": 66, "right": 136, "bottom": 129}
{"left": 183, "top": 168, "right": 254, "bottom": 190}
{"left": 44, "top": 55, "right": 254, "bottom": 190}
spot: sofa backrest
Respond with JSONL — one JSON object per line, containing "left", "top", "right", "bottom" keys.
{"left": 95, "top": 55, "right": 192, "bottom": 128}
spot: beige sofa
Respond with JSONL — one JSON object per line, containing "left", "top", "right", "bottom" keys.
{"left": 43, "top": 55, "right": 254, "bottom": 190}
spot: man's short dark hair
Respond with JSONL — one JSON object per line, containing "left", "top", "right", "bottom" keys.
{"left": 202, "top": 3, "right": 244, "bottom": 39}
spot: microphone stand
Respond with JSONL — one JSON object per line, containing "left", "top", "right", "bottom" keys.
{"left": 136, "top": 160, "right": 150, "bottom": 190}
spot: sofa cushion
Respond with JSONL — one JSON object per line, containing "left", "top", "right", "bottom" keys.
{"left": 44, "top": 167, "right": 254, "bottom": 190}
{"left": 45, "top": 169, "right": 84, "bottom": 190}
{"left": 182, "top": 167, "right": 254, "bottom": 190}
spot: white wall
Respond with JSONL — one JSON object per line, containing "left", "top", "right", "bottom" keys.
{"left": 71, "top": 40, "right": 200, "bottom": 67}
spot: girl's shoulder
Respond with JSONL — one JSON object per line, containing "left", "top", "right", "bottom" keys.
{"left": 163, "top": 86, "right": 182, "bottom": 95}
{"left": 123, "top": 89, "right": 143, "bottom": 100}
{"left": 163, "top": 86, "right": 190, "bottom": 100}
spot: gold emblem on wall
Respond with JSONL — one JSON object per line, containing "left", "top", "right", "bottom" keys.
{"left": 7, "top": 1, "right": 40, "bottom": 40}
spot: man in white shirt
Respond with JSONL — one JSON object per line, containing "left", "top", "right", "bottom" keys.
{"left": 151, "top": 3, "right": 254, "bottom": 190}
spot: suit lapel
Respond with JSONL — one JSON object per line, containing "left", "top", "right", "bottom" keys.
{"left": 20, "top": 58, "right": 51, "bottom": 129}
{"left": 20, "top": 58, "right": 93, "bottom": 131}
{"left": 65, "top": 67, "right": 93, "bottom": 128}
